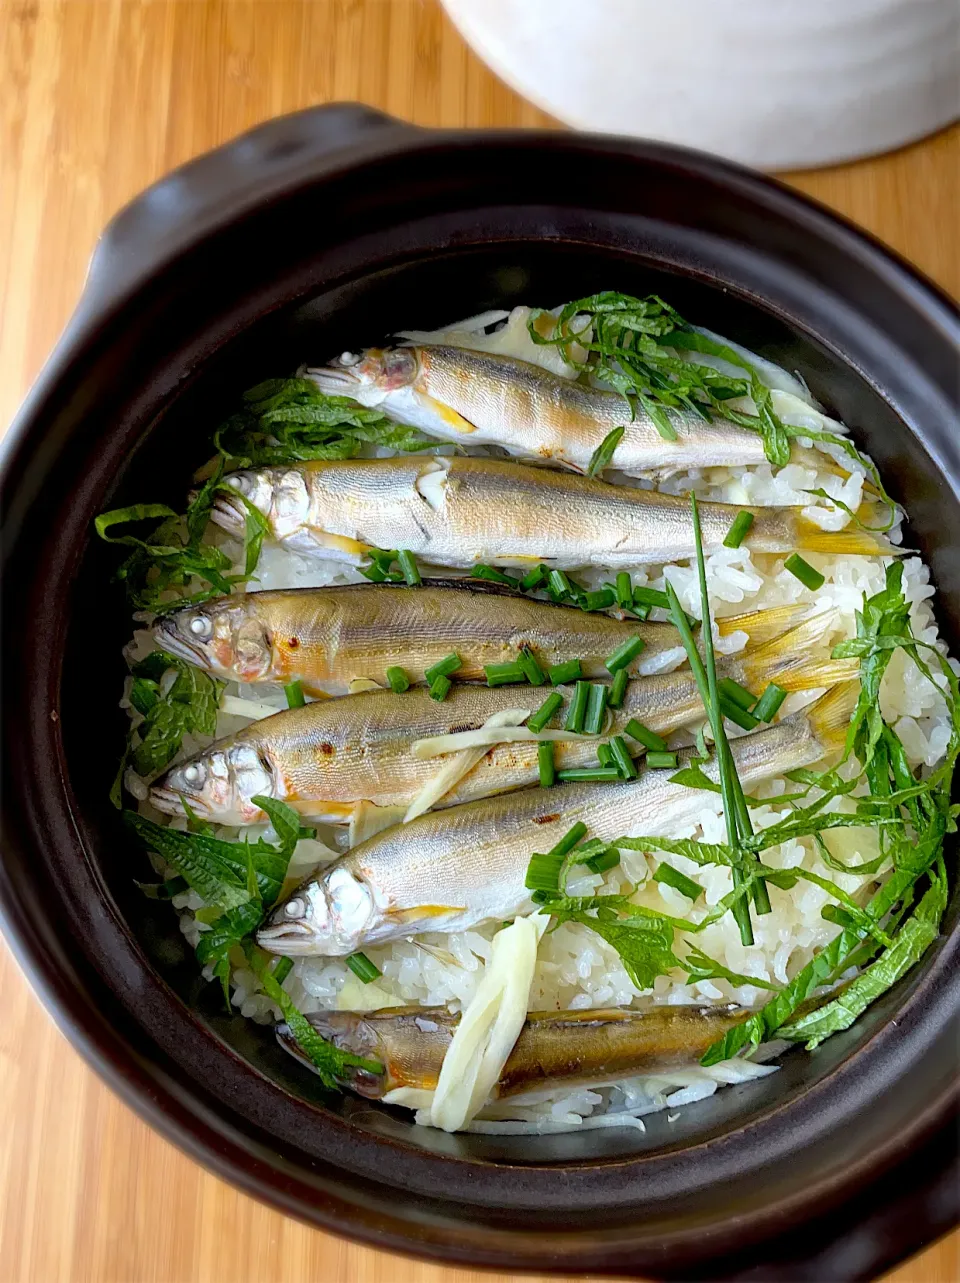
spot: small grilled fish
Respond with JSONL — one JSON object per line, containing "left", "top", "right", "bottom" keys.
{"left": 307, "top": 345, "right": 773, "bottom": 475}
{"left": 277, "top": 1004, "right": 747, "bottom": 1099}
{"left": 257, "top": 684, "right": 856, "bottom": 956}
{"left": 151, "top": 610, "right": 854, "bottom": 824}
{"left": 210, "top": 455, "right": 888, "bottom": 571}
{"left": 154, "top": 579, "right": 711, "bottom": 694}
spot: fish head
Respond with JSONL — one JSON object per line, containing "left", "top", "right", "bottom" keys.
{"left": 275, "top": 1011, "right": 387, "bottom": 1097}
{"left": 257, "top": 865, "right": 376, "bottom": 957}
{"left": 210, "top": 468, "right": 311, "bottom": 543}
{"left": 154, "top": 598, "right": 274, "bottom": 682}
{"left": 306, "top": 347, "right": 419, "bottom": 405}
{"left": 149, "top": 742, "right": 276, "bottom": 825}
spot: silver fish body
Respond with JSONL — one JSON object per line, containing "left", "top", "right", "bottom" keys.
{"left": 151, "top": 609, "right": 854, "bottom": 825}
{"left": 277, "top": 1003, "right": 747, "bottom": 1099}
{"left": 257, "top": 685, "right": 855, "bottom": 957}
{"left": 152, "top": 580, "right": 691, "bottom": 694}
{"left": 307, "top": 344, "right": 771, "bottom": 475}
{"left": 211, "top": 455, "right": 885, "bottom": 571}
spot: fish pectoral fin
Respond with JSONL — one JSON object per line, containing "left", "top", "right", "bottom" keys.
{"left": 414, "top": 391, "right": 478, "bottom": 436}
{"left": 386, "top": 904, "right": 466, "bottom": 924}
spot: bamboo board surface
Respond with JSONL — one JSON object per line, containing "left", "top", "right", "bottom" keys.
{"left": 0, "top": 3, "right": 957, "bottom": 1280}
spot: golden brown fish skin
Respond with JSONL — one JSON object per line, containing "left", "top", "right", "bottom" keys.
{"left": 152, "top": 580, "right": 685, "bottom": 693}
{"left": 277, "top": 1004, "right": 747, "bottom": 1099}
{"left": 150, "top": 609, "right": 856, "bottom": 824}
{"left": 210, "top": 455, "right": 888, "bottom": 571}
{"left": 309, "top": 345, "right": 770, "bottom": 474}
{"left": 257, "top": 686, "right": 856, "bottom": 957}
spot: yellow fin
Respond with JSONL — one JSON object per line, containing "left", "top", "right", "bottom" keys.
{"left": 795, "top": 506, "right": 893, "bottom": 556}
{"left": 739, "top": 609, "right": 859, "bottom": 694}
{"left": 718, "top": 603, "right": 815, "bottom": 646}
{"left": 805, "top": 682, "right": 860, "bottom": 754}
{"left": 387, "top": 905, "right": 466, "bottom": 924}
{"left": 415, "top": 391, "right": 478, "bottom": 435}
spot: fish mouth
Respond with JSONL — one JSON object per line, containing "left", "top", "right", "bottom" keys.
{"left": 210, "top": 492, "right": 246, "bottom": 536}
{"left": 147, "top": 785, "right": 204, "bottom": 817}
{"left": 305, "top": 365, "right": 362, "bottom": 395}
{"left": 256, "top": 920, "right": 322, "bottom": 955}
{"left": 152, "top": 616, "right": 213, "bottom": 666}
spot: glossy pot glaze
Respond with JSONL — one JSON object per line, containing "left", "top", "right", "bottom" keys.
{"left": 1, "top": 105, "right": 958, "bottom": 1280}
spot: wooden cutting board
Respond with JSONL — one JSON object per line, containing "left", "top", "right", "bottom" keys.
{"left": 0, "top": 3, "right": 957, "bottom": 1280}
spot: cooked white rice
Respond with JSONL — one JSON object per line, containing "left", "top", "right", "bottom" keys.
{"left": 126, "top": 305, "right": 955, "bottom": 1133}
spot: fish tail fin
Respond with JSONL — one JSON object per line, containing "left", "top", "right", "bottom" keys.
{"left": 739, "top": 609, "right": 860, "bottom": 694}
{"left": 795, "top": 506, "right": 894, "bottom": 556}
{"left": 717, "top": 603, "right": 815, "bottom": 646}
{"left": 805, "top": 682, "right": 860, "bottom": 755}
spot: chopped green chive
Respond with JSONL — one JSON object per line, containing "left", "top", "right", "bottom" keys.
{"left": 587, "top": 425, "right": 625, "bottom": 478}
{"left": 605, "top": 634, "right": 645, "bottom": 673}
{"left": 615, "top": 572, "right": 634, "bottom": 609}
{"left": 609, "top": 735, "right": 638, "bottom": 779}
{"left": 272, "top": 957, "right": 294, "bottom": 985}
{"left": 538, "top": 741, "right": 556, "bottom": 788}
{"left": 623, "top": 718, "right": 667, "bottom": 752}
{"left": 548, "top": 569, "right": 575, "bottom": 599}
{"left": 597, "top": 743, "right": 615, "bottom": 768}
{"left": 397, "top": 549, "right": 421, "bottom": 586}
{"left": 717, "top": 677, "right": 756, "bottom": 711}
{"left": 517, "top": 647, "right": 546, "bottom": 686}
{"left": 564, "top": 680, "right": 590, "bottom": 733}
{"left": 528, "top": 691, "right": 563, "bottom": 732}
{"left": 646, "top": 751, "right": 679, "bottom": 770}
{"left": 428, "top": 674, "right": 452, "bottom": 701}
{"left": 548, "top": 822, "right": 589, "bottom": 859}
{"left": 525, "top": 853, "right": 565, "bottom": 893}
{"left": 752, "top": 682, "right": 788, "bottom": 722}
{"left": 784, "top": 553, "right": 825, "bottom": 591}
{"left": 471, "top": 564, "right": 521, "bottom": 589}
{"left": 632, "top": 586, "right": 671, "bottom": 609}
{"left": 556, "top": 767, "right": 622, "bottom": 782}
{"left": 521, "top": 563, "right": 551, "bottom": 591}
{"left": 584, "top": 683, "right": 610, "bottom": 735}
{"left": 722, "top": 510, "right": 754, "bottom": 549}
{"left": 582, "top": 846, "right": 622, "bottom": 875}
{"left": 631, "top": 601, "right": 652, "bottom": 621}
{"left": 386, "top": 665, "right": 410, "bottom": 694}
{"left": 424, "top": 653, "right": 461, "bottom": 684}
{"left": 548, "top": 658, "right": 583, "bottom": 686}
{"left": 485, "top": 661, "right": 526, "bottom": 687}
{"left": 525, "top": 822, "right": 588, "bottom": 894}
{"left": 654, "top": 863, "right": 702, "bottom": 901}
{"left": 581, "top": 588, "right": 616, "bottom": 612}
{"left": 608, "top": 668, "right": 629, "bottom": 709}
{"left": 346, "top": 952, "right": 381, "bottom": 983}
{"left": 284, "top": 680, "right": 305, "bottom": 709}
{"left": 719, "top": 696, "right": 760, "bottom": 731}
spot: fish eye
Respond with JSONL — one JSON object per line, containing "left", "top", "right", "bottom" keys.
{"left": 189, "top": 615, "right": 213, "bottom": 638}
{"left": 284, "top": 898, "right": 305, "bottom": 918}
{"left": 339, "top": 351, "right": 359, "bottom": 367}
{"left": 183, "top": 763, "right": 206, "bottom": 785}
{"left": 225, "top": 473, "right": 252, "bottom": 495}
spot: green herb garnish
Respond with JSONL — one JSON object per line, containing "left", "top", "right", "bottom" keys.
{"left": 397, "top": 550, "right": 422, "bottom": 586}
{"left": 284, "top": 680, "right": 305, "bottom": 709}
{"left": 646, "top": 751, "right": 679, "bottom": 770}
{"left": 608, "top": 736, "right": 638, "bottom": 779}
{"left": 424, "top": 653, "right": 461, "bottom": 684}
{"left": 347, "top": 952, "right": 382, "bottom": 984}
{"left": 784, "top": 553, "right": 825, "bottom": 591}
{"left": 653, "top": 863, "right": 702, "bottom": 901}
{"left": 723, "top": 511, "right": 754, "bottom": 549}
{"left": 548, "top": 659, "right": 583, "bottom": 686}
{"left": 564, "top": 681, "right": 590, "bottom": 733}
{"left": 623, "top": 719, "right": 667, "bottom": 752}
{"left": 584, "top": 683, "right": 609, "bottom": 735}
{"left": 609, "top": 668, "right": 629, "bottom": 709}
{"left": 538, "top": 741, "right": 556, "bottom": 788}
{"left": 752, "top": 683, "right": 787, "bottom": 723}
{"left": 485, "top": 661, "right": 526, "bottom": 687}
{"left": 471, "top": 564, "right": 522, "bottom": 589}
{"left": 386, "top": 665, "right": 410, "bottom": 693}
{"left": 429, "top": 674, "right": 452, "bottom": 701}
{"left": 517, "top": 647, "right": 546, "bottom": 686}
{"left": 528, "top": 691, "right": 564, "bottom": 732}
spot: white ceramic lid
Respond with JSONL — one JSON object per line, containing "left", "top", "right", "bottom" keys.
{"left": 442, "top": 0, "right": 960, "bottom": 170}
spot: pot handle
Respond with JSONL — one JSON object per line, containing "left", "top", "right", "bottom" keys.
{"left": 76, "top": 103, "right": 411, "bottom": 324}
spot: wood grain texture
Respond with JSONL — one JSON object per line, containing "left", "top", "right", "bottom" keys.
{"left": 0, "top": 3, "right": 956, "bottom": 1281}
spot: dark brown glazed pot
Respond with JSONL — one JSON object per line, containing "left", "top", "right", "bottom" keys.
{"left": 1, "top": 104, "right": 958, "bottom": 1281}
